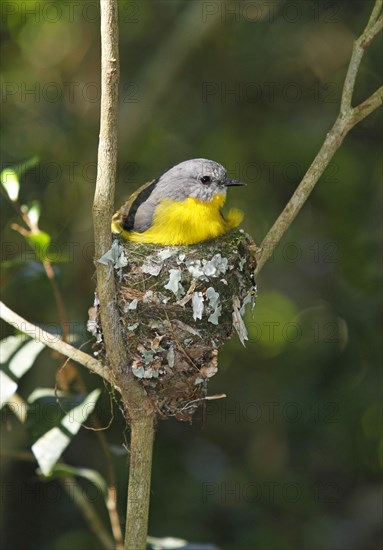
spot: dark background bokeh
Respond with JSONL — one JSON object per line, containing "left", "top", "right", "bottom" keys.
{"left": 1, "top": 1, "right": 382, "bottom": 549}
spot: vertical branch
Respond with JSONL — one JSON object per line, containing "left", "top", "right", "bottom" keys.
{"left": 124, "top": 415, "right": 155, "bottom": 550}
{"left": 93, "top": 0, "right": 120, "bottom": 268}
{"left": 94, "top": 2, "right": 155, "bottom": 549}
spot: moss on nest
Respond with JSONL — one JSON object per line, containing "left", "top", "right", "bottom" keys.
{"left": 91, "top": 230, "right": 258, "bottom": 422}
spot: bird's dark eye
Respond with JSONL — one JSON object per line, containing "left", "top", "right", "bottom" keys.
{"left": 200, "top": 175, "right": 211, "bottom": 184}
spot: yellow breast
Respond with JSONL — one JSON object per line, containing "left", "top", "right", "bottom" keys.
{"left": 114, "top": 194, "right": 243, "bottom": 245}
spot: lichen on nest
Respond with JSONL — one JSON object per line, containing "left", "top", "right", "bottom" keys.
{"left": 89, "top": 230, "right": 258, "bottom": 422}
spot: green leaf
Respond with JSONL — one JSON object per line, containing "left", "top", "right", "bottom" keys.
{"left": 1, "top": 168, "right": 20, "bottom": 201}
{"left": 26, "top": 388, "right": 85, "bottom": 442}
{"left": 0, "top": 157, "right": 39, "bottom": 202}
{"left": 0, "top": 335, "right": 45, "bottom": 408}
{"left": 26, "top": 231, "right": 51, "bottom": 263}
{"left": 39, "top": 463, "right": 108, "bottom": 498}
{"left": 30, "top": 389, "right": 101, "bottom": 475}
{"left": 26, "top": 200, "right": 41, "bottom": 226}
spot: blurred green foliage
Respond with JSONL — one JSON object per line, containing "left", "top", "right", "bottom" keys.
{"left": 1, "top": 1, "right": 382, "bottom": 549}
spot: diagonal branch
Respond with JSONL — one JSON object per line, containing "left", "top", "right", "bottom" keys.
{"left": 368, "top": 0, "right": 382, "bottom": 25}
{"left": 351, "top": 85, "right": 383, "bottom": 125}
{"left": 0, "top": 301, "right": 115, "bottom": 386}
{"left": 255, "top": 0, "right": 383, "bottom": 276}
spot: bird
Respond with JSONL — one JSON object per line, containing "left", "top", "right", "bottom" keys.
{"left": 111, "top": 158, "right": 245, "bottom": 245}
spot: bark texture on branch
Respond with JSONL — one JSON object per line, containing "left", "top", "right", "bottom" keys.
{"left": 255, "top": 2, "right": 383, "bottom": 276}
{"left": 0, "top": 301, "right": 111, "bottom": 384}
{"left": 93, "top": 2, "right": 155, "bottom": 549}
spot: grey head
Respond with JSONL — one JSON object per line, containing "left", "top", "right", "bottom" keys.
{"left": 154, "top": 158, "right": 243, "bottom": 202}
{"left": 123, "top": 158, "right": 244, "bottom": 233}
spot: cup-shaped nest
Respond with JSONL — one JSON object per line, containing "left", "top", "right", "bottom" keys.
{"left": 91, "top": 230, "right": 258, "bottom": 422}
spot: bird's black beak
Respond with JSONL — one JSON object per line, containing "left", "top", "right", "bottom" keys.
{"left": 225, "top": 178, "right": 246, "bottom": 187}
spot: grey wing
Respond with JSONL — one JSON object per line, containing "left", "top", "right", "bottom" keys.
{"left": 119, "top": 179, "right": 160, "bottom": 233}
{"left": 133, "top": 199, "right": 160, "bottom": 232}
